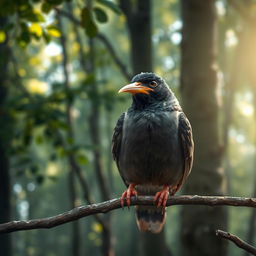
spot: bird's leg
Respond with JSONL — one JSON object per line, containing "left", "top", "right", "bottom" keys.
{"left": 121, "top": 184, "right": 137, "bottom": 208}
{"left": 154, "top": 186, "right": 170, "bottom": 208}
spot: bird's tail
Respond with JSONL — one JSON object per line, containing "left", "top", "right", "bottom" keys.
{"left": 136, "top": 205, "right": 166, "bottom": 233}
{"left": 135, "top": 185, "right": 166, "bottom": 233}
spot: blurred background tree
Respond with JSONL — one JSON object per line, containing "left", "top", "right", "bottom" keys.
{"left": 180, "top": 1, "right": 227, "bottom": 255}
{"left": 0, "top": 0, "right": 256, "bottom": 256}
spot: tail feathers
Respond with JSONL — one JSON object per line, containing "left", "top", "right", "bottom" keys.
{"left": 136, "top": 206, "right": 166, "bottom": 233}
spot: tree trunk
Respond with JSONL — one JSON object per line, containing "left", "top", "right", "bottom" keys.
{"left": 120, "top": 0, "right": 152, "bottom": 74}
{"left": 140, "top": 231, "right": 172, "bottom": 256}
{"left": 180, "top": 1, "right": 228, "bottom": 256}
{"left": 244, "top": 178, "right": 256, "bottom": 256}
{"left": 244, "top": 19, "right": 256, "bottom": 255}
{"left": 120, "top": 1, "right": 170, "bottom": 255}
{"left": 58, "top": 14, "right": 82, "bottom": 256}
{"left": 0, "top": 17, "right": 12, "bottom": 256}
{"left": 87, "top": 36, "right": 114, "bottom": 256}
{"left": 68, "top": 171, "right": 81, "bottom": 256}
{"left": 130, "top": 0, "right": 152, "bottom": 74}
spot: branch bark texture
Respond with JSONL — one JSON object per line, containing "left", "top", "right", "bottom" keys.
{"left": 0, "top": 195, "right": 255, "bottom": 233}
{"left": 216, "top": 230, "right": 256, "bottom": 255}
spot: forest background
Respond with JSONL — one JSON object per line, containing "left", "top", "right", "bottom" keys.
{"left": 0, "top": 0, "right": 256, "bottom": 256}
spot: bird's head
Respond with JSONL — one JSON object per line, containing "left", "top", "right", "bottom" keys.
{"left": 118, "top": 72, "right": 173, "bottom": 107}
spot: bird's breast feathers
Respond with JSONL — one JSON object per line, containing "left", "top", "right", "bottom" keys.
{"left": 119, "top": 110, "right": 184, "bottom": 185}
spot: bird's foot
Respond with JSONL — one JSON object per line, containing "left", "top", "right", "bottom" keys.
{"left": 154, "top": 186, "right": 170, "bottom": 208}
{"left": 121, "top": 184, "right": 137, "bottom": 208}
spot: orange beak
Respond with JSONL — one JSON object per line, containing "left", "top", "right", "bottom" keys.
{"left": 118, "top": 82, "right": 154, "bottom": 95}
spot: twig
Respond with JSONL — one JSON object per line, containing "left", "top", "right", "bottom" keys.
{"left": 0, "top": 195, "right": 256, "bottom": 233}
{"left": 55, "top": 8, "right": 131, "bottom": 81}
{"left": 54, "top": 8, "right": 80, "bottom": 26}
{"left": 97, "top": 33, "right": 132, "bottom": 81}
{"left": 216, "top": 230, "right": 256, "bottom": 255}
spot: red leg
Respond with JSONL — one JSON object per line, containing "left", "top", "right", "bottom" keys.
{"left": 121, "top": 184, "right": 137, "bottom": 207}
{"left": 154, "top": 186, "right": 170, "bottom": 208}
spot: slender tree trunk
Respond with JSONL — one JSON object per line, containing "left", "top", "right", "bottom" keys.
{"left": 244, "top": 19, "right": 256, "bottom": 255}
{"left": 120, "top": 0, "right": 152, "bottom": 74}
{"left": 87, "top": 36, "right": 114, "bottom": 256}
{"left": 82, "top": 1, "right": 114, "bottom": 254}
{"left": 68, "top": 6, "right": 114, "bottom": 255}
{"left": 180, "top": 1, "right": 228, "bottom": 255}
{"left": 129, "top": 0, "right": 152, "bottom": 74}
{"left": 0, "top": 17, "right": 12, "bottom": 256}
{"left": 58, "top": 14, "right": 82, "bottom": 256}
{"left": 140, "top": 232, "right": 172, "bottom": 256}
{"left": 68, "top": 171, "right": 81, "bottom": 256}
{"left": 120, "top": 1, "right": 170, "bottom": 256}
{"left": 244, "top": 157, "right": 256, "bottom": 256}
{"left": 244, "top": 80, "right": 256, "bottom": 256}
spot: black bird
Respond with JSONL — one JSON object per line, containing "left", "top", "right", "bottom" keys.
{"left": 112, "top": 73, "right": 194, "bottom": 233}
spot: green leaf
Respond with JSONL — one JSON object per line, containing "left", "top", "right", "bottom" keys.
{"left": 29, "top": 23, "right": 43, "bottom": 37}
{"left": 35, "top": 135, "right": 44, "bottom": 144}
{"left": 19, "top": 6, "right": 45, "bottom": 22}
{"left": 46, "top": 25, "right": 61, "bottom": 37}
{"left": 41, "top": 2, "right": 53, "bottom": 14}
{"left": 77, "top": 154, "right": 88, "bottom": 165}
{"left": 93, "top": 7, "right": 108, "bottom": 23}
{"left": 42, "top": 31, "right": 52, "bottom": 43}
{"left": 97, "top": 0, "right": 122, "bottom": 15}
{"left": 0, "top": 30, "right": 6, "bottom": 43}
{"left": 17, "top": 31, "right": 31, "bottom": 47}
{"left": 81, "top": 7, "right": 98, "bottom": 37}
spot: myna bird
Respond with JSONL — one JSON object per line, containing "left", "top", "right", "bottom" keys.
{"left": 112, "top": 72, "right": 194, "bottom": 233}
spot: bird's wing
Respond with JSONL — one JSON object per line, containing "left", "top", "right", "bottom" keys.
{"left": 112, "top": 112, "right": 125, "bottom": 162}
{"left": 175, "top": 112, "right": 194, "bottom": 192}
{"left": 112, "top": 112, "right": 128, "bottom": 186}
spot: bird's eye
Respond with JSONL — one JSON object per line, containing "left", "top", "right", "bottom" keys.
{"left": 149, "top": 81, "right": 157, "bottom": 87}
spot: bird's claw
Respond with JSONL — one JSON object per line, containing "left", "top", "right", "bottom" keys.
{"left": 154, "top": 186, "right": 170, "bottom": 208}
{"left": 121, "top": 184, "right": 137, "bottom": 208}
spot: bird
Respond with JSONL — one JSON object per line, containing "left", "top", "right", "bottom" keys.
{"left": 112, "top": 72, "right": 194, "bottom": 233}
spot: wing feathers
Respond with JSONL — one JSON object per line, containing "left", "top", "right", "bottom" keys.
{"left": 176, "top": 112, "right": 194, "bottom": 191}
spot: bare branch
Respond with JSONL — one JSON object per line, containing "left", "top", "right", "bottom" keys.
{"left": 55, "top": 8, "right": 131, "bottom": 81}
{"left": 97, "top": 33, "right": 132, "bottom": 81}
{"left": 55, "top": 8, "right": 80, "bottom": 26}
{"left": 0, "top": 195, "right": 256, "bottom": 233}
{"left": 216, "top": 230, "right": 256, "bottom": 255}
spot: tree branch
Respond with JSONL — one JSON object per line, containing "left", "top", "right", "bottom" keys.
{"left": 216, "top": 230, "right": 256, "bottom": 255}
{"left": 97, "top": 33, "right": 132, "bottom": 81}
{"left": 55, "top": 8, "right": 80, "bottom": 26}
{"left": 55, "top": 8, "right": 131, "bottom": 81}
{"left": 0, "top": 195, "right": 256, "bottom": 233}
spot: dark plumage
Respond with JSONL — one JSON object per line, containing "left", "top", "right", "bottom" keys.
{"left": 112, "top": 72, "right": 194, "bottom": 233}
